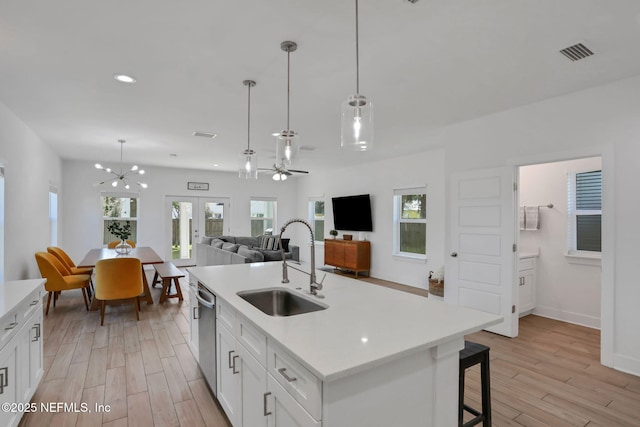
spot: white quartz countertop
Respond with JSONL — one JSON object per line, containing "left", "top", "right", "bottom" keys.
{"left": 0, "top": 279, "right": 45, "bottom": 319}
{"left": 188, "top": 263, "right": 502, "bottom": 382}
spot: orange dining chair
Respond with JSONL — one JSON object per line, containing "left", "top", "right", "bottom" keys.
{"left": 35, "top": 252, "right": 91, "bottom": 315}
{"left": 47, "top": 246, "right": 94, "bottom": 295}
{"left": 107, "top": 240, "right": 136, "bottom": 249}
{"left": 94, "top": 257, "right": 143, "bottom": 326}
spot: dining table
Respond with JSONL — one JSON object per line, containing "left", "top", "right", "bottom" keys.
{"left": 77, "top": 246, "right": 164, "bottom": 309}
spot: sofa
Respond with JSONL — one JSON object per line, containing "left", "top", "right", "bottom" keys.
{"left": 195, "top": 235, "right": 299, "bottom": 267}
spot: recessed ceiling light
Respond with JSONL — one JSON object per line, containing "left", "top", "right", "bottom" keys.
{"left": 114, "top": 74, "right": 136, "bottom": 84}
{"left": 213, "top": 164, "right": 219, "bottom": 167}
{"left": 193, "top": 131, "right": 218, "bottom": 139}
{"left": 169, "top": 153, "right": 178, "bottom": 157}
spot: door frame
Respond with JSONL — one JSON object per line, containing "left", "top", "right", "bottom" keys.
{"left": 506, "top": 144, "right": 613, "bottom": 367}
{"left": 165, "top": 196, "right": 230, "bottom": 267}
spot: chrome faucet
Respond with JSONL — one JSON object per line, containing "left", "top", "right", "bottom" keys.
{"left": 279, "top": 218, "right": 325, "bottom": 296}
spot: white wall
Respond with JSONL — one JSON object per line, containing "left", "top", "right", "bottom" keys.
{"left": 296, "top": 149, "right": 445, "bottom": 289}
{"left": 0, "top": 101, "right": 63, "bottom": 280}
{"left": 440, "top": 74, "right": 640, "bottom": 375}
{"left": 61, "top": 160, "right": 300, "bottom": 263}
{"left": 519, "top": 157, "right": 602, "bottom": 328}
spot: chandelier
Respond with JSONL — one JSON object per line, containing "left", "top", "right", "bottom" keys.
{"left": 95, "top": 139, "right": 147, "bottom": 189}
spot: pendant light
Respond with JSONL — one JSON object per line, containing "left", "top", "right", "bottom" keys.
{"left": 274, "top": 41, "right": 299, "bottom": 166}
{"left": 341, "top": 0, "right": 374, "bottom": 151}
{"left": 95, "top": 139, "right": 147, "bottom": 189}
{"left": 239, "top": 79, "right": 258, "bottom": 180}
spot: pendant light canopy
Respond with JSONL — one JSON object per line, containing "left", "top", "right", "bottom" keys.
{"left": 341, "top": 0, "right": 374, "bottom": 151}
{"left": 239, "top": 79, "right": 258, "bottom": 180}
{"left": 95, "top": 139, "right": 147, "bottom": 189}
{"left": 275, "top": 41, "right": 299, "bottom": 166}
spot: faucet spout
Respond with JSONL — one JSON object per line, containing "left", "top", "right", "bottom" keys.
{"left": 280, "top": 218, "right": 322, "bottom": 295}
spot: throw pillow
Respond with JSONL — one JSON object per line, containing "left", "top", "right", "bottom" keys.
{"left": 260, "top": 249, "right": 283, "bottom": 261}
{"left": 221, "top": 242, "right": 240, "bottom": 253}
{"left": 238, "top": 246, "right": 265, "bottom": 263}
{"left": 280, "top": 238, "right": 290, "bottom": 252}
{"left": 200, "top": 236, "right": 214, "bottom": 245}
{"left": 211, "top": 239, "right": 224, "bottom": 248}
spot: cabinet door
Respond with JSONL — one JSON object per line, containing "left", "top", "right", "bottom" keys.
{"left": 217, "top": 322, "right": 240, "bottom": 426}
{"left": 19, "top": 309, "right": 43, "bottom": 403}
{"left": 266, "top": 374, "right": 320, "bottom": 427}
{"left": 237, "top": 344, "right": 268, "bottom": 427}
{"left": 189, "top": 285, "right": 199, "bottom": 360}
{"left": 0, "top": 339, "right": 19, "bottom": 427}
{"left": 28, "top": 306, "right": 44, "bottom": 401}
{"left": 343, "top": 243, "right": 358, "bottom": 269}
{"left": 518, "top": 269, "right": 535, "bottom": 314}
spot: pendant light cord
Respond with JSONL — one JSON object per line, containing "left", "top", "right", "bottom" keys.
{"left": 287, "top": 49, "right": 291, "bottom": 131}
{"left": 355, "top": 0, "right": 360, "bottom": 95}
{"left": 247, "top": 83, "right": 251, "bottom": 151}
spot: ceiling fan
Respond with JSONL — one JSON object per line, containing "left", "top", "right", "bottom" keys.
{"left": 258, "top": 163, "right": 309, "bottom": 181}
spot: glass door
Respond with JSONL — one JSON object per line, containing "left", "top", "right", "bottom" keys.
{"left": 166, "top": 197, "right": 229, "bottom": 266}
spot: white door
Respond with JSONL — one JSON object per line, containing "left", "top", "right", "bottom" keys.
{"left": 166, "top": 197, "right": 229, "bottom": 267}
{"left": 447, "top": 167, "right": 518, "bottom": 337}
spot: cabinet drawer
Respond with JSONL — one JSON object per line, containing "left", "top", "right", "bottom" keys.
{"left": 216, "top": 299, "right": 236, "bottom": 333}
{"left": 519, "top": 257, "right": 535, "bottom": 271}
{"left": 268, "top": 341, "right": 322, "bottom": 420}
{"left": 0, "top": 309, "right": 19, "bottom": 350}
{"left": 237, "top": 315, "right": 267, "bottom": 367}
{"left": 20, "top": 289, "right": 43, "bottom": 322}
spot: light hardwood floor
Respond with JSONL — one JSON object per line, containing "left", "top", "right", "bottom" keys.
{"left": 20, "top": 271, "right": 640, "bottom": 426}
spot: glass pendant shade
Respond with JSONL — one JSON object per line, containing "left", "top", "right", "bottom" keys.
{"left": 341, "top": 94, "right": 373, "bottom": 151}
{"left": 239, "top": 149, "right": 258, "bottom": 180}
{"left": 275, "top": 130, "right": 299, "bottom": 166}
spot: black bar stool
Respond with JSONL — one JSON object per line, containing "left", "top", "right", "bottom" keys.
{"left": 459, "top": 340, "right": 491, "bottom": 427}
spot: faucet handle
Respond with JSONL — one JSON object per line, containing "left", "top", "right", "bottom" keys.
{"left": 315, "top": 273, "right": 326, "bottom": 291}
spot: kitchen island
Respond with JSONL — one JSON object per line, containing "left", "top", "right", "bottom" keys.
{"left": 188, "top": 262, "right": 501, "bottom": 427}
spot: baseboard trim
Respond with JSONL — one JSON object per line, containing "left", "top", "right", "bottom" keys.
{"left": 613, "top": 353, "right": 640, "bottom": 377}
{"left": 532, "top": 306, "right": 600, "bottom": 330}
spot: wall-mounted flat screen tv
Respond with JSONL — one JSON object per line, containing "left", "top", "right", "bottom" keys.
{"left": 331, "top": 194, "right": 373, "bottom": 232}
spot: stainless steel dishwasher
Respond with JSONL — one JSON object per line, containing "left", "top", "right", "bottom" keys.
{"left": 196, "top": 282, "right": 217, "bottom": 395}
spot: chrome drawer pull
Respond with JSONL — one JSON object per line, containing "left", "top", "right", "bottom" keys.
{"left": 32, "top": 323, "right": 41, "bottom": 342}
{"left": 263, "top": 392, "right": 272, "bottom": 416}
{"left": 30, "top": 300, "right": 38, "bottom": 306}
{"left": 228, "top": 350, "right": 235, "bottom": 369}
{"left": 4, "top": 322, "right": 17, "bottom": 331}
{"left": 193, "top": 306, "right": 200, "bottom": 319}
{"left": 0, "top": 367, "right": 7, "bottom": 394}
{"left": 278, "top": 367, "right": 297, "bottom": 382}
{"left": 232, "top": 355, "right": 239, "bottom": 374}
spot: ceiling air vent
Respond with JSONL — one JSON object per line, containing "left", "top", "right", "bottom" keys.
{"left": 193, "top": 131, "right": 217, "bottom": 139}
{"left": 559, "top": 43, "right": 594, "bottom": 62}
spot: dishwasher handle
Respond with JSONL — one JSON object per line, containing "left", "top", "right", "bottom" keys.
{"left": 196, "top": 288, "right": 215, "bottom": 309}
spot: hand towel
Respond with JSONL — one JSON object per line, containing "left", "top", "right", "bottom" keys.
{"left": 519, "top": 207, "right": 526, "bottom": 230}
{"left": 525, "top": 206, "right": 540, "bottom": 230}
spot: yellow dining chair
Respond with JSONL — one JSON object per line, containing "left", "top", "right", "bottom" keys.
{"left": 94, "top": 257, "right": 143, "bottom": 326}
{"left": 47, "top": 246, "right": 94, "bottom": 296}
{"left": 35, "top": 252, "right": 91, "bottom": 315}
{"left": 47, "top": 246, "right": 93, "bottom": 275}
{"left": 107, "top": 240, "right": 136, "bottom": 249}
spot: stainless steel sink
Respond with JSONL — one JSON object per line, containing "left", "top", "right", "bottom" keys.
{"left": 237, "top": 287, "right": 328, "bottom": 317}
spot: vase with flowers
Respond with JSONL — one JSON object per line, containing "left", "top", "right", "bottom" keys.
{"left": 107, "top": 221, "right": 133, "bottom": 254}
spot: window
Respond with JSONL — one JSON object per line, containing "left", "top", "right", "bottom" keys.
{"left": 309, "top": 198, "right": 325, "bottom": 242}
{"left": 250, "top": 198, "right": 277, "bottom": 237}
{"left": 49, "top": 186, "right": 58, "bottom": 246}
{"left": 568, "top": 170, "right": 601, "bottom": 253}
{"left": 393, "top": 187, "right": 427, "bottom": 258}
{"left": 102, "top": 194, "right": 138, "bottom": 245}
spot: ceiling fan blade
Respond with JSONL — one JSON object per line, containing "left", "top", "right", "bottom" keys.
{"left": 288, "top": 169, "right": 309, "bottom": 174}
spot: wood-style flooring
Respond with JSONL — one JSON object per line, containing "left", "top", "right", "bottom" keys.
{"left": 19, "top": 270, "right": 640, "bottom": 426}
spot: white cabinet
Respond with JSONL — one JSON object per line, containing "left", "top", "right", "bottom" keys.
{"left": 188, "top": 282, "right": 199, "bottom": 360}
{"left": 518, "top": 257, "right": 537, "bottom": 315}
{"left": 0, "top": 280, "right": 44, "bottom": 427}
{"left": 266, "top": 375, "right": 321, "bottom": 427}
{"left": 215, "top": 305, "right": 319, "bottom": 427}
{"left": 217, "top": 321, "right": 241, "bottom": 426}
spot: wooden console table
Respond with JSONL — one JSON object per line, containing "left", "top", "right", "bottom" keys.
{"left": 324, "top": 239, "right": 370, "bottom": 278}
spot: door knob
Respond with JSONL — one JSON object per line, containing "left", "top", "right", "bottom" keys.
{"left": 450, "top": 252, "right": 458, "bottom": 257}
